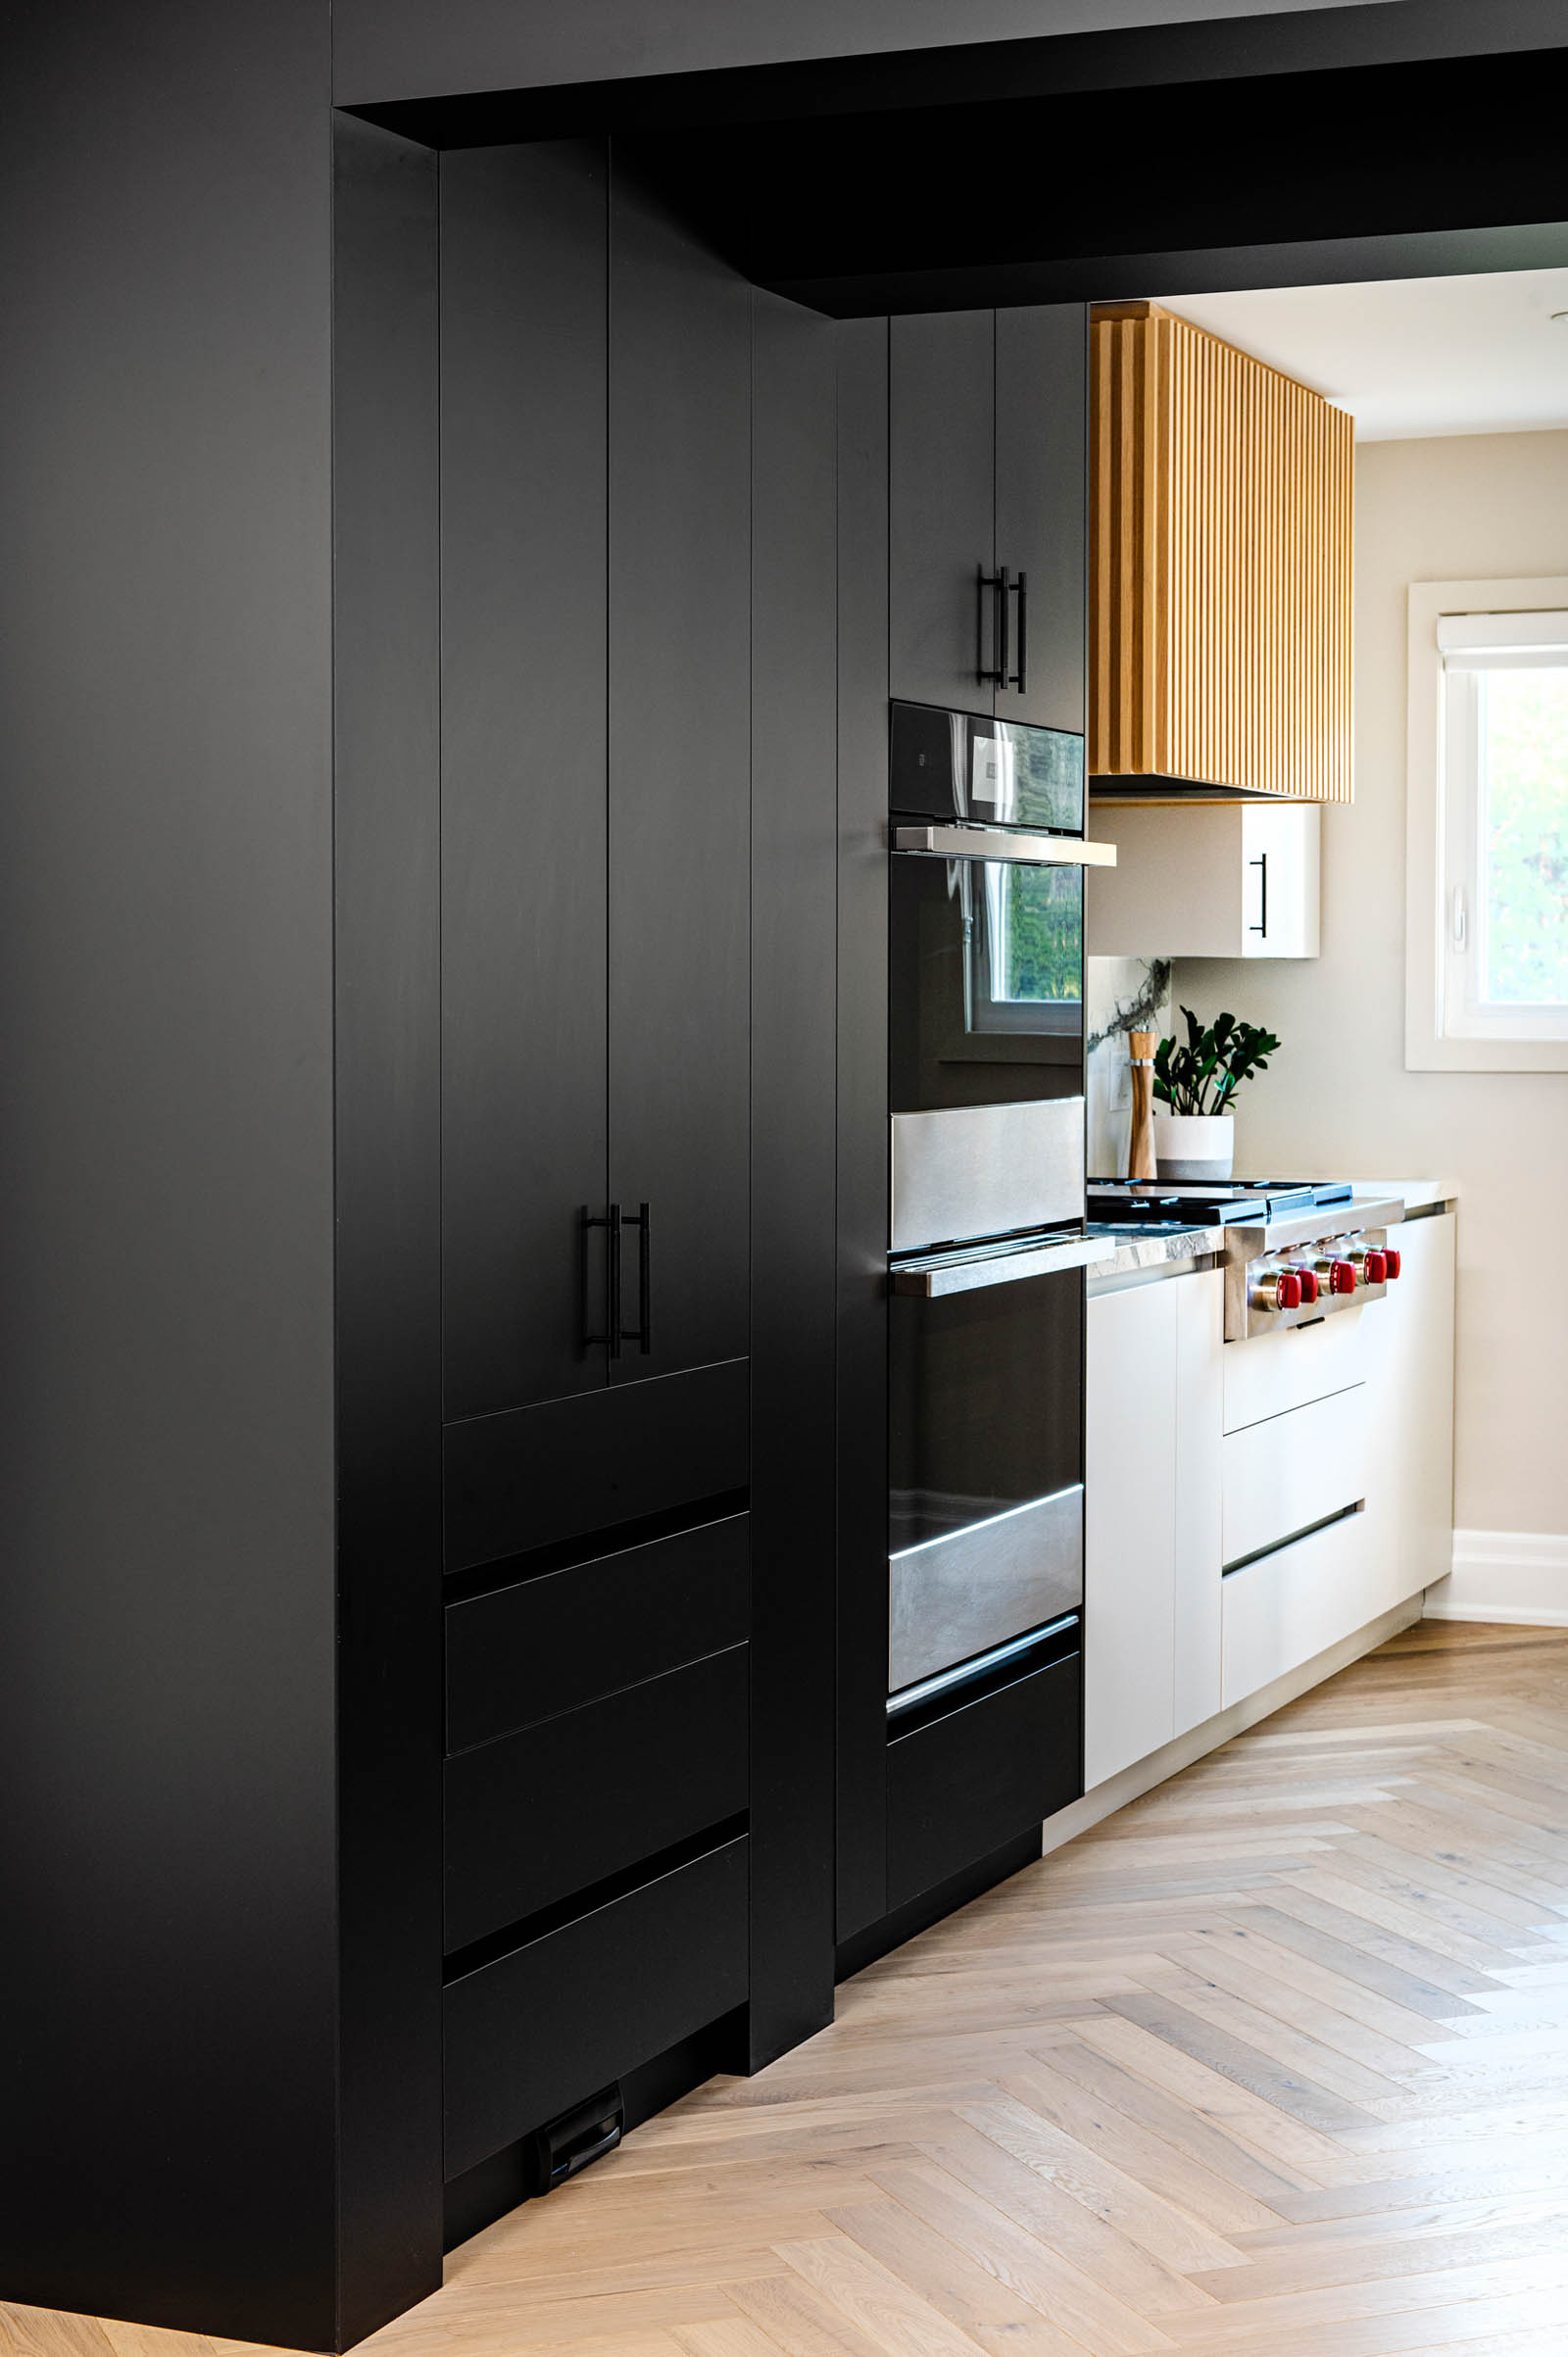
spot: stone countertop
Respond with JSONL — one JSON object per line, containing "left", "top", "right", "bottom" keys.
{"left": 1088, "top": 1180, "right": 1458, "bottom": 1284}
{"left": 1350, "top": 1178, "right": 1459, "bottom": 1212}
{"left": 1087, "top": 1225, "right": 1228, "bottom": 1281}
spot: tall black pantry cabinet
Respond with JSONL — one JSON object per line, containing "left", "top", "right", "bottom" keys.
{"left": 433, "top": 138, "right": 838, "bottom": 2239}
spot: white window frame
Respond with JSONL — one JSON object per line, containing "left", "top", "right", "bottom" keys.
{"left": 1405, "top": 575, "right": 1568, "bottom": 1072}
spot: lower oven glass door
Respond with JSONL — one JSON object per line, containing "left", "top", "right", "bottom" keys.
{"left": 890, "top": 848, "right": 1084, "bottom": 1114}
{"left": 889, "top": 1252, "right": 1083, "bottom": 1697}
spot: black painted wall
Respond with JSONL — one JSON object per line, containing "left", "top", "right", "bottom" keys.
{"left": 0, "top": 3, "right": 344, "bottom": 2345}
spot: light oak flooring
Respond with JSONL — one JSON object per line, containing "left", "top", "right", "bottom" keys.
{"left": 12, "top": 1620, "right": 1568, "bottom": 2357}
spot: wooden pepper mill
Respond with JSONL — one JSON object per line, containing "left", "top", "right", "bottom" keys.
{"left": 1127, "top": 1029, "right": 1158, "bottom": 1181}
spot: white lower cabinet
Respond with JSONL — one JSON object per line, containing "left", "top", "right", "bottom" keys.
{"left": 1085, "top": 1267, "right": 1222, "bottom": 1790}
{"left": 1086, "top": 1208, "right": 1456, "bottom": 1792}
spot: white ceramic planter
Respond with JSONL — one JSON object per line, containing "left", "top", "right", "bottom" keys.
{"left": 1152, "top": 1109, "right": 1235, "bottom": 1181}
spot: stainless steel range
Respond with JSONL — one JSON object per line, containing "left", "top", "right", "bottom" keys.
{"left": 1087, "top": 1179, "right": 1407, "bottom": 1341}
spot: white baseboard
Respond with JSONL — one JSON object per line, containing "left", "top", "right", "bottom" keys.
{"left": 1424, "top": 1529, "right": 1568, "bottom": 1627}
{"left": 1044, "top": 1596, "right": 1423, "bottom": 1860}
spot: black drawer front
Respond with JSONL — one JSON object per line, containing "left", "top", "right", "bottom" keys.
{"left": 886, "top": 1646, "right": 1081, "bottom": 1913}
{"left": 445, "top": 1645, "right": 749, "bottom": 1952}
{"left": 444, "top": 1833, "right": 749, "bottom": 2178}
{"left": 446, "top": 1511, "right": 750, "bottom": 1754}
{"left": 444, "top": 1358, "right": 750, "bottom": 1572}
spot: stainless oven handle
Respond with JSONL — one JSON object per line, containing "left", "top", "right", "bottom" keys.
{"left": 892, "top": 1233, "right": 1117, "bottom": 1298}
{"left": 893, "top": 823, "right": 1116, "bottom": 868}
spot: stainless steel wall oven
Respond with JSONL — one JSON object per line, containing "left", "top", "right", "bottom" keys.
{"left": 884, "top": 703, "right": 1115, "bottom": 1714}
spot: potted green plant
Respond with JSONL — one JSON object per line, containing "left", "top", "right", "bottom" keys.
{"left": 1152, "top": 1007, "right": 1281, "bottom": 1179}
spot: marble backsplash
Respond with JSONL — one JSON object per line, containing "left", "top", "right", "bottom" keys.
{"left": 1086, "top": 956, "right": 1172, "bottom": 1180}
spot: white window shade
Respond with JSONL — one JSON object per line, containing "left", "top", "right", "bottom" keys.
{"left": 1439, "top": 610, "right": 1568, "bottom": 668}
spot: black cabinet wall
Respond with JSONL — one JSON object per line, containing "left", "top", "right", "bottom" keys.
{"left": 889, "top": 305, "right": 1086, "bottom": 736}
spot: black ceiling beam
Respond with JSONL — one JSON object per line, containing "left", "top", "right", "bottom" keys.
{"left": 346, "top": 0, "right": 1568, "bottom": 142}
{"left": 347, "top": 5, "right": 1568, "bottom": 316}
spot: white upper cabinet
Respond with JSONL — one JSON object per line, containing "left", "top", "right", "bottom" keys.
{"left": 1086, "top": 802, "right": 1320, "bottom": 959}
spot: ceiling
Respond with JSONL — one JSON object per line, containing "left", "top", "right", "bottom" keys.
{"left": 1163, "top": 268, "right": 1568, "bottom": 441}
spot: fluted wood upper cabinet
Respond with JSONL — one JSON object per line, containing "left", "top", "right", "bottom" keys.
{"left": 1090, "top": 302, "right": 1353, "bottom": 802}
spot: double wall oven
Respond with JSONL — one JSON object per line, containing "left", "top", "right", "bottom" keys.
{"left": 885, "top": 703, "right": 1115, "bottom": 1730}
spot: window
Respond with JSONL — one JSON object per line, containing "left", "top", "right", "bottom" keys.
{"left": 1407, "top": 577, "right": 1568, "bottom": 1071}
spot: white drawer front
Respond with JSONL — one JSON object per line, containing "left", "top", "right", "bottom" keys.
{"left": 1223, "top": 1302, "right": 1370, "bottom": 1434}
{"left": 1222, "top": 1504, "right": 1372, "bottom": 1709}
{"left": 1222, "top": 1382, "right": 1367, "bottom": 1568}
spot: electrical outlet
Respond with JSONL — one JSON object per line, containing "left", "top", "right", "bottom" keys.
{"left": 1112, "top": 1057, "right": 1132, "bottom": 1112}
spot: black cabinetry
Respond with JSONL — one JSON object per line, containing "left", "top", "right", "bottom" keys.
{"left": 442, "top": 144, "right": 749, "bottom": 1440}
{"left": 440, "top": 147, "right": 752, "bottom": 1567}
{"left": 432, "top": 144, "right": 835, "bottom": 2222}
{"left": 889, "top": 306, "right": 1086, "bottom": 735}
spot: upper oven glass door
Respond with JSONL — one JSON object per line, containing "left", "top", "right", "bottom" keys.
{"left": 891, "top": 848, "right": 1084, "bottom": 1112}
{"left": 892, "top": 701, "right": 1085, "bottom": 833}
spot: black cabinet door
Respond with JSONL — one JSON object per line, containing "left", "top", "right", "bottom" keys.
{"left": 890, "top": 310, "right": 995, "bottom": 716}
{"left": 608, "top": 174, "right": 751, "bottom": 1387}
{"left": 995, "top": 305, "right": 1087, "bottom": 736}
{"left": 439, "top": 144, "right": 610, "bottom": 1424}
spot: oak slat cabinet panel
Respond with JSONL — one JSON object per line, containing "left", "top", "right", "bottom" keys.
{"left": 1090, "top": 300, "right": 1352, "bottom": 801}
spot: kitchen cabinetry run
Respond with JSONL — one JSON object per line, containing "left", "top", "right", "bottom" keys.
{"left": 890, "top": 306, "right": 1086, "bottom": 735}
{"left": 1090, "top": 300, "right": 1352, "bottom": 802}
{"left": 1087, "top": 803, "right": 1321, "bottom": 959}
{"left": 1084, "top": 1266, "right": 1222, "bottom": 1790}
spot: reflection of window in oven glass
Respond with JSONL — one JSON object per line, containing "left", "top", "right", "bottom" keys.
{"left": 970, "top": 863, "right": 1083, "bottom": 1034}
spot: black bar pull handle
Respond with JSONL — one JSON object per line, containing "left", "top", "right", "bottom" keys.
{"left": 1249, "top": 851, "right": 1268, "bottom": 939}
{"left": 1011, "top": 569, "right": 1028, "bottom": 693}
{"left": 977, "top": 564, "right": 1009, "bottom": 687}
{"left": 619, "top": 1201, "right": 652, "bottom": 1355}
{"left": 581, "top": 1202, "right": 622, "bottom": 1356}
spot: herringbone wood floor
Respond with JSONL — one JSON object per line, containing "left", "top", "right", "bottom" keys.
{"left": 11, "top": 1620, "right": 1568, "bottom": 2357}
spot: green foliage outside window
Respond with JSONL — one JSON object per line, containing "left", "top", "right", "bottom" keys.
{"left": 1481, "top": 667, "right": 1568, "bottom": 1006}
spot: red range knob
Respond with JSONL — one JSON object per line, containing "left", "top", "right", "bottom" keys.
{"left": 1329, "top": 1259, "right": 1356, "bottom": 1295}
{"left": 1383, "top": 1248, "right": 1402, "bottom": 1280}
{"left": 1297, "top": 1267, "right": 1320, "bottom": 1305}
{"left": 1363, "top": 1250, "right": 1389, "bottom": 1285}
{"left": 1277, "top": 1271, "right": 1302, "bottom": 1309}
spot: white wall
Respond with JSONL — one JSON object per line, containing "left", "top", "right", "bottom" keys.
{"left": 1174, "top": 429, "right": 1568, "bottom": 1576}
